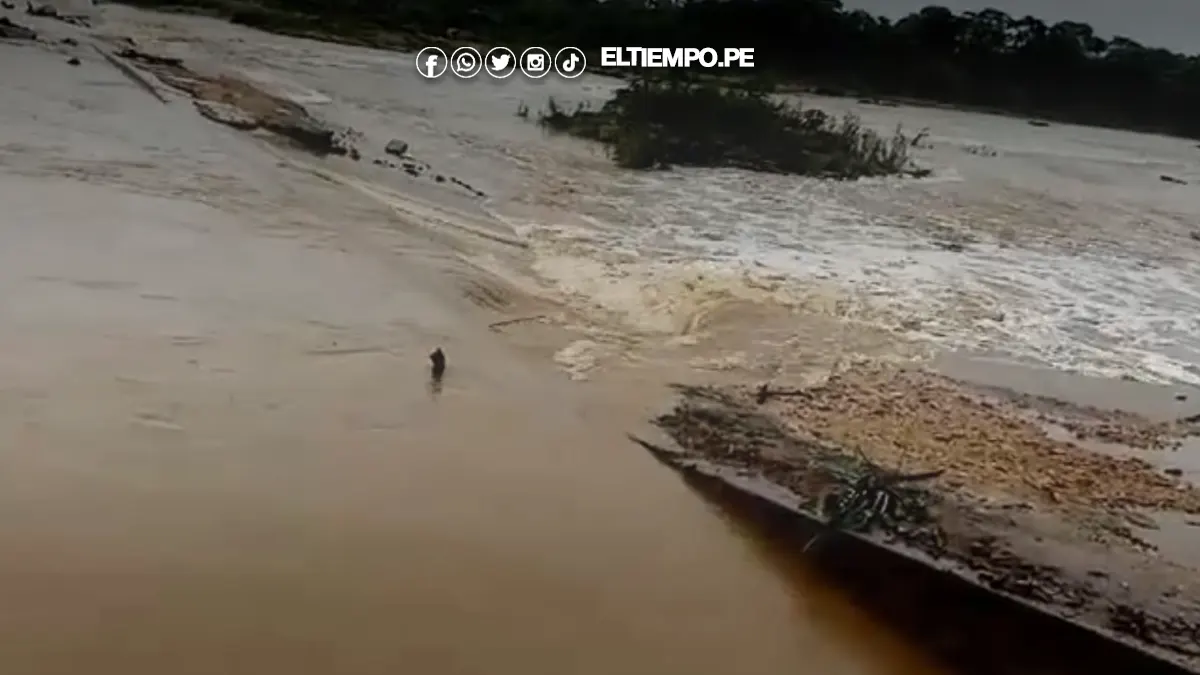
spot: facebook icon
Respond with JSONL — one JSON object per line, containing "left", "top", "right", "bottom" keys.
{"left": 416, "top": 47, "right": 448, "bottom": 79}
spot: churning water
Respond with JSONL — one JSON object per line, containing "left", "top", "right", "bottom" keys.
{"left": 506, "top": 96, "right": 1200, "bottom": 385}
{"left": 103, "top": 6, "right": 1200, "bottom": 386}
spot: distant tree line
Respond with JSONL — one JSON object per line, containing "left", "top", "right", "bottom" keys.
{"left": 123, "top": 0, "right": 1200, "bottom": 139}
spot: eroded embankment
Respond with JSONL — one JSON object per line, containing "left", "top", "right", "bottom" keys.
{"left": 636, "top": 366, "right": 1200, "bottom": 674}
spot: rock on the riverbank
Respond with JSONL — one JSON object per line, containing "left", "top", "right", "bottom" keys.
{"left": 384, "top": 139, "right": 408, "bottom": 157}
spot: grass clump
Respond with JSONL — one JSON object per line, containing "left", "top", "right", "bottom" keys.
{"left": 538, "top": 77, "right": 928, "bottom": 179}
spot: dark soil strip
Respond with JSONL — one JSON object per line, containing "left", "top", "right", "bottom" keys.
{"left": 644, "top": 447, "right": 1195, "bottom": 675}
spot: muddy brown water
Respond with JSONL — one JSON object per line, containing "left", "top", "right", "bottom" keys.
{"left": 0, "top": 307, "right": 945, "bottom": 675}
{"left": 0, "top": 197, "right": 943, "bottom": 675}
{"left": 0, "top": 18, "right": 947, "bottom": 675}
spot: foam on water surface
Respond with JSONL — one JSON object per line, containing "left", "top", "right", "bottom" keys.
{"left": 510, "top": 121, "right": 1200, "bottom": 386}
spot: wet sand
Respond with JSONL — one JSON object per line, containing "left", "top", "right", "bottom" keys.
{"left": 0, "top": 9, "right": 948, "bottom": 675}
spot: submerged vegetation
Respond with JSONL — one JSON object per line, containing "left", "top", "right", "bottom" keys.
{"left": 537, "top": 78, "right": 927, "bottom": 179}
{"left": 115, "top": 0, "right": 1200, "bottom": 141}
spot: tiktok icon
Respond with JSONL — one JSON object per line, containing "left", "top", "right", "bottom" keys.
{"left": 554, "top": 47, "right": 586, "bottom": 79}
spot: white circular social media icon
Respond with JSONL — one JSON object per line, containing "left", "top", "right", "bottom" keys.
{"left": 450, "top": 46, "right": 483, "bottom": 78}
{"left": 415, "top": 47, "right": 448, "bottom": 79}
{"left": 554, "top": 47, "right": 586, "bottom": 79}
{"left": 484, "top": 46, "right": 518, "bottom": 79}
{"left": 519, "top": 47, "right": 552, "bottom": 79}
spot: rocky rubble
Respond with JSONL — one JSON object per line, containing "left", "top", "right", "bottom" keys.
{"left": 756, "top": 366, "right": 1200, "bottom": 513}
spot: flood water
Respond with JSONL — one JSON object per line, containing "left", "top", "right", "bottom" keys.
{"left": 1, "top": 3, "right": 1195, "bottom": 674}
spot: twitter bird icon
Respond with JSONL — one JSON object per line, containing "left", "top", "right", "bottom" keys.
{"left": 485, "top": 47, "right": 517, "bottom": 79}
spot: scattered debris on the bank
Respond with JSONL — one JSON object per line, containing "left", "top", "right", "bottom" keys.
{"left": 643, "top": 371, "right": 1200, "bottom": 666}
{"left": 1028, "top": 119, "right": 1051, "bottom": 127}
{"left": 368, "top": 155, "right": 486, "bottom": 198}
{"left": 447, "top": 174, "right": 486, "bottom": 198}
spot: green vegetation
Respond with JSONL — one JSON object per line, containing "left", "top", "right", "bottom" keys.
{"left": 116, "top": 0, "right": 1200, "bottom": 140}
{"left": 537, "top": 78, "right": 927, "bottom": 179}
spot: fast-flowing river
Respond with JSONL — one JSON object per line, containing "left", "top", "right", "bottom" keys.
{"left": 2, "top": 3, "right": 1198, "bottom": 674}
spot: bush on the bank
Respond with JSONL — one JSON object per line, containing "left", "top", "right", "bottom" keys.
{"left": 538, "top": 78, "right": 927, "bottom": 179}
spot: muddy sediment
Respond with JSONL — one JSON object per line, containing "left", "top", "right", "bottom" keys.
{"left": 641, "top": 365, "right": 1200, "bottom": 673}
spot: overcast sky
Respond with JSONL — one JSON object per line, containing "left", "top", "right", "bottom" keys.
{"left": 843, "top": 0, "right": 1200, "bottom": 55}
